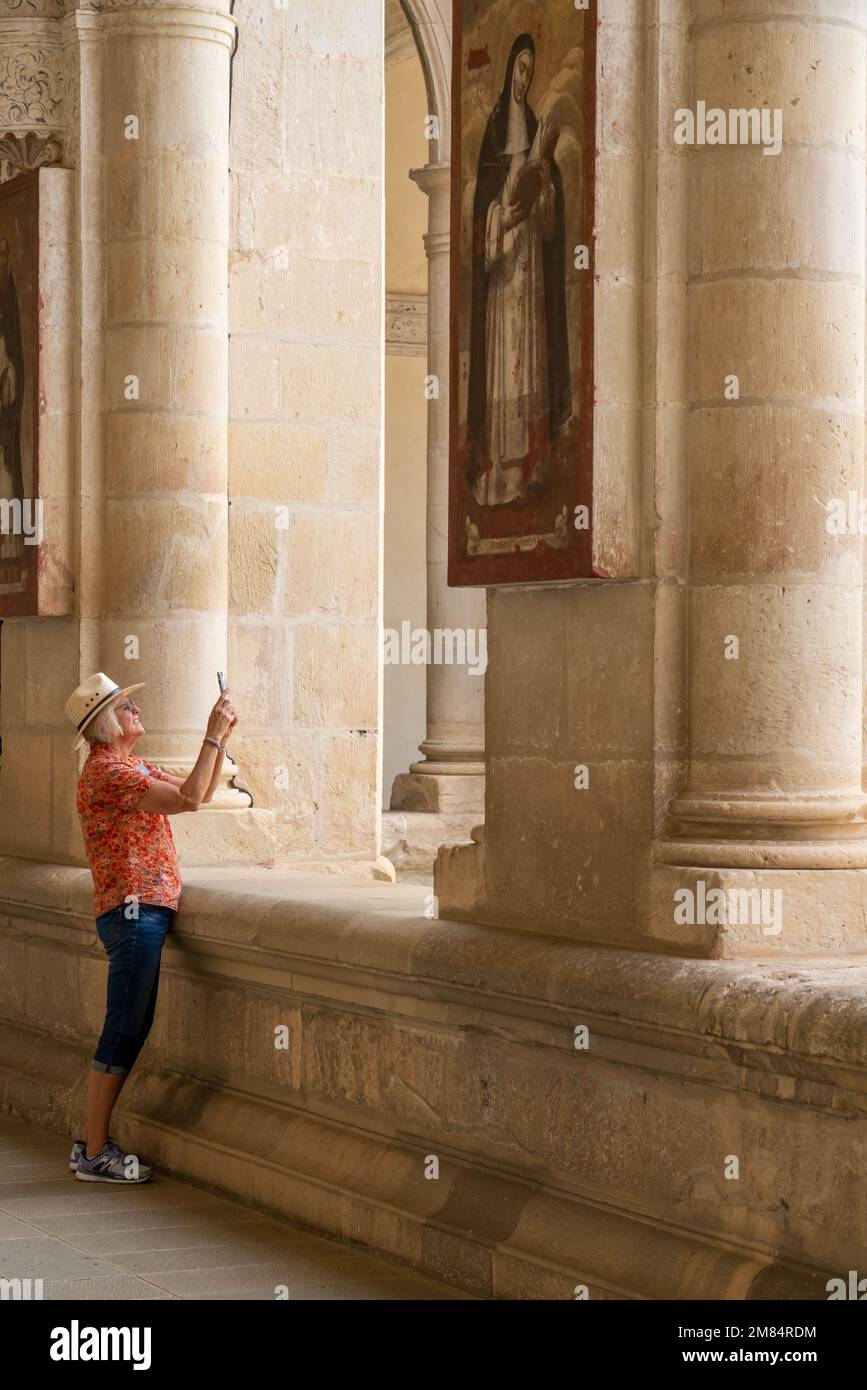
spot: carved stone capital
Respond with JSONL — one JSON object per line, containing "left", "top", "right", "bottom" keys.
{"left": 0, "top": 127, "right": 61, "bottom": 180}
{"left": 78, "top": 0, "right": 234, "bottom": 12}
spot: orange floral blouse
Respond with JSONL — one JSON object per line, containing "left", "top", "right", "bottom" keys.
{"left": 77, "top": 744, "right": 182, "bottom": 918}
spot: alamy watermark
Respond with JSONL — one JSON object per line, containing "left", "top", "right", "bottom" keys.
{"left": 0, "top": 497, "right": 42, "bottom": 545}
{"left": 673, "top": 880, "right": 782, "bottom": 936}
{"left": 50, "top": 1321, "right": 151, "bottom": 1368}
{"left": 382, "top": 622, "right": 487, "bottom": 675}
{"left": 674, "top": 102, "right": 782, "bottom": 157}
{"left": 1, "top": 1277, "right": 44, "bottom": 1300}
{"left": 827, "top": 1271, "right": 867, "bottom": 1299}
{"left": 823, "top": 492, "right": 867, "bottom": 535}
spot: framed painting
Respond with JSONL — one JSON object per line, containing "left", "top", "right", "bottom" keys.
{"left": 448, "top": 0, "right": 597, "bottom": 586}
{"left": 0, "top": 171, "right": 39, "bottom": 617}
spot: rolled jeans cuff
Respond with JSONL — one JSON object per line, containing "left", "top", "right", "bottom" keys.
{"left": 89, "top": 1058, "right": 130, "bottom": 1077}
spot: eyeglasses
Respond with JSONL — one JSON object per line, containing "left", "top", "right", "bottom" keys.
{"left": 114, "top": 699, "right": 139, "bottom": 715}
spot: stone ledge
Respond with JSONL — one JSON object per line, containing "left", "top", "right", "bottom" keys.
{"left": 0, "top": 1023, "right": 833, "bottom": 1301}
{"left": 2, "top": 854, "right": 867, "bottom": 1077}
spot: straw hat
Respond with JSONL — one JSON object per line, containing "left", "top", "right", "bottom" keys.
{"left": 65, "top": 672, "right": 146, "bottom": 751}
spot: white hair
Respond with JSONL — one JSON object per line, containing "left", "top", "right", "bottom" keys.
{"left": 86, "top": 705, "right": 123, "bottom": 745}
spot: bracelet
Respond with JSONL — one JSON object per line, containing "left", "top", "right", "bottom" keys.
{"left": 219, "top": 740, "right": 229, "bottom": 751}
{"left": 203, "top": 736, "right": 221, "bottom": 751}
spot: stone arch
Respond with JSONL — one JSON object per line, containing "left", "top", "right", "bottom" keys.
{"left": 398, "top": 0, "right": 451, "bottom": 161}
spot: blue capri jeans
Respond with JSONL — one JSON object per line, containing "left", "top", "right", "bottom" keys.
{"left": 91, "top": 902, "right": 174, "bottom": 1078}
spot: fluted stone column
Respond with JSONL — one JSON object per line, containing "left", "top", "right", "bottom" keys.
{"left": 390, "top": 161, "right": 486, "bottom": 816}
{"left": 100, "top": 3, "right": 256, "bottom": 832}
{"left": 653, "top": 0, "right": 867, "bottom": 947}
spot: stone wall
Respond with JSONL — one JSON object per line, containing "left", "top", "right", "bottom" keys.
{"left": 0, "top": 0, "right": 385, "bottom": 872}
{"left": 225, "top": 0, "right": 383, "bottom": 866}
{"left": 437, "top": 0, "right": 681, "bottom": 938}
{"left": 438, "top": 0, "right": 867, "bottom": 959}
{"left": 0, "top": 858, "right": 862, "bottom": 1298}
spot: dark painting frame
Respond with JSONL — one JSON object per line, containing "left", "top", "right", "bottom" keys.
{"left": 0, "top": 170, "right": 39, "bottom": 618}
{"left": 448, "top": 0, "right": 597, "bottom": 587}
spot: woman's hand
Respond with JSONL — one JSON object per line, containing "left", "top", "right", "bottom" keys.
{"left": 206, "top": 693, "right": 235, "bottom": 743}
{"left": 502, "top": 201, "right": 529, "bottom": 232}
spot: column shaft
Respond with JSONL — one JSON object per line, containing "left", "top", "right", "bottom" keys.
{"left": 390, "top": 161, "right": 486, "bottom": 815}
{"left": 101, "top": 6, "right": 240, "bottom": 788}
{"left": 665, "top": 0, "right": 867, "bottom": 867}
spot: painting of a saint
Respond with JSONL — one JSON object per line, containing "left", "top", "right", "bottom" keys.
{"left": 449, "top": 0, "right": 596, "bottom": 586}
{"left": 0, "top": 236, "right": 25, "bottom": 516}
{"left": 467, "top": 33, "right": 571, "bottom": 507}
{"left": 0, "top": 172, "right": 38, "bottom": 614}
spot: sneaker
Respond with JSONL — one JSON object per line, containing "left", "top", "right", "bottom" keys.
{"left": 75, "top": 1141, "right": 153, "bottom": 1184}
{"left": 69, "top": 1136, "right": 120, "bottom": 1171}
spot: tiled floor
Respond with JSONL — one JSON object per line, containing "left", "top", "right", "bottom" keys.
{"left": 0, "top": 1112, "right": 471, "bottom": 1300}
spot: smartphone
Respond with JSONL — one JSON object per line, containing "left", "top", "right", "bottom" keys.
{"left": 217, "top": 671, "right": 227, "bottom": 693}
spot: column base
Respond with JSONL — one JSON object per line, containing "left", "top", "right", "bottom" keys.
{"left": 390, "top": 770, "right": 485, "bottom": 815}
{"left": 381, "top": 809, "right": 483, "bottom": 879}
{"left": 153, "top": 752, "right": 252, "bottom": 811}
{"left": 648, "top": 859, "right": 867, "bottom": 957}
{"left": 656, "top": 837, "right": 867, "bottom": 869}
{"left": 391, "top": 734, "right": 485, "bottom": 814}
{"left": 667, "top": 791, "right": 867, "bottom": 866}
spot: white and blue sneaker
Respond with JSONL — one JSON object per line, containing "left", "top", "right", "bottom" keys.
{"left": 69, "top": 1136, "right": 120, "bottom": 1171}
{"left": 75, "top": 1141, "right": 153, "bottom": 1183}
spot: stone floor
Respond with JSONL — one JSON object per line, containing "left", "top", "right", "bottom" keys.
{"left": 0, "top": 1112, "right": 471, "bottom": 1300}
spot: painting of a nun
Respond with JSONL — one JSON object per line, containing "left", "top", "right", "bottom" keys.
{"left": 0, "top": 171, "right": 39, "bottom": 614}
{"left": 467, "top": 32, "right": 571, "bottom": 507}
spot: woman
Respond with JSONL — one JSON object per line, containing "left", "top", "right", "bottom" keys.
{"left": 0, "top": 306, "right": 22, "bottom": 563}
{"left": 466, "top": 33, "right": 571, "bottom": 506}
{"left": 64, "top": 671, "right": 237, "bottom": 1183}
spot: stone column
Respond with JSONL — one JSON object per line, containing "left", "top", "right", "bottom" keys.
{"left": 100, "top": 2, "right": 250, "bottom": 820}
{"left": 654, "top": 0, "right": 867, "bottom": 946}
{"left": 390, "top": 161, "right": 486, "bottom": 817}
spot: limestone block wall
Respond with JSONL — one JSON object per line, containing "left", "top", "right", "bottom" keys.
{"left": 1, "top": 1, "right": 385, "bottom": 874}
{"left": 226, "top": 0, "right": 384, "bottom": 864}
{"left": 481, "top": 581, "right": 659, "bottom": 945}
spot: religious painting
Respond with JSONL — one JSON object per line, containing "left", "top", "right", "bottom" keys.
{"left": 449, "top": 0, "right": 596, "bottom": 586}
{"left": 0, "top": 172, "right": 39, "bottom": 617}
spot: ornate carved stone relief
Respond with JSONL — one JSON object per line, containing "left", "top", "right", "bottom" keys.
{"left": 0, "top": 128, "right": 61, "bottom": 180}
{"left": 0, "top": 46, "right": 63, "bottom": 129}
{"left": 385, "top": 293, "right": 427, "bottom": 357}
{"left": 0, "top": 2, "right": 68, "bottom": 16}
